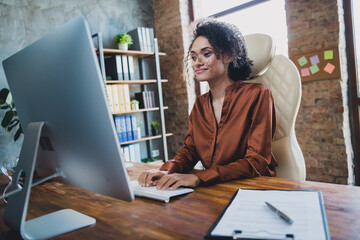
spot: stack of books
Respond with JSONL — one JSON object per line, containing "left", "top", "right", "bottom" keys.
{"left": 105, "top": 84, "right": 131, "bottom": 114}
{"left": 105, "top": 55, "right": 135, "bottom": 81}
{"left": 128, "top": 27, "right": 155, "bottom": 52}
{"left": 114, "top": 115, "right": 139, "bottom": 143}
{"left": 121, "top": 143, "right": 141, "bottom": 163}
{"left": 134, "top": 91, "right": 156, "bottom": 109}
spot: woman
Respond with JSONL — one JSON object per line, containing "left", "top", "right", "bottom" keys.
{"left": 138, "top": 19, "right": 277, "bottom": 190}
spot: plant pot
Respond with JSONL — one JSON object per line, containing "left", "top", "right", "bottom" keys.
{"left": 118, "top": 43, "right": 128, "bottom": 51}
{"left": 151, "top": 129, "right": 159, "bottom": 136}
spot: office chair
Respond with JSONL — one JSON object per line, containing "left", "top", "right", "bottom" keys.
{"left": 244, "top": 33, "right": 306, "bottom": 181}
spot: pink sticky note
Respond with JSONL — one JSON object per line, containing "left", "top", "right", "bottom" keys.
{"left": 301, "top": 68, "right": 310, "bottom": 77}
{"left": 323, "top": 63, "right": 335, "bottom": 74}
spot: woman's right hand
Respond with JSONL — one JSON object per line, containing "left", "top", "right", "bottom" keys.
{"left": 137, "top": 169, "right": 168, "bottom": 187}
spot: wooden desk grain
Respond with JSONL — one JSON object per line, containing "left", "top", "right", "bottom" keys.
{"left": 0, "top": 163, "right": 359, "bottom": 240}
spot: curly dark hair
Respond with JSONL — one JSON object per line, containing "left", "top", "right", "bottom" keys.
{"left": 186, "top": 19, "right": 253, "bottom": 81}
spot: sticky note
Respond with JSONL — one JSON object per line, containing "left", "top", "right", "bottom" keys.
{"left": 323, "top": 62, "right": 336, "bottom": 74}
{"left": 310, "top": 64, "right": 320, "bottom": 74}
{"left": 310, "top": 55, "right": 320, "bottom": 65}
{"left": 298, "top": 56, "right": 308, "bottom": 66}
{"left": 301, "top": 68, "right": 310, "bottom": 77}
{"left": 324, "top": 50, "right": 334, "bottom": 60}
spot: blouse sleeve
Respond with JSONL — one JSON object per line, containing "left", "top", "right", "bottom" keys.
{"left": 159, "top": 112, "right": 200, "bottom": 173}
{"left": 194, "top": 88, "right": 277, "bottom": 184}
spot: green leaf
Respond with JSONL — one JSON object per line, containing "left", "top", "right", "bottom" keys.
{"left": 5, "top": 92, "right": 13, "bottom": 105}
{"left": 0, "top": 88, "right": 10, "bottom": 102}
{"left": 1, "top": 110, "right": 15, "bottom": 128}
{"left": 14, "top": 127, "right": 23, "bottom": 141}
{"left": 113, "top": 33, "right": 133, "bottom": 45}
{"left": 8, "top": 119, "right": 20, "bottom": 132}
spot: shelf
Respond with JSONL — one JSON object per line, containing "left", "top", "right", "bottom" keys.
{"left": 106, "top": 79, "right": 168, "bottom": 84}
{"left": 96, "top": 48, "right": 166, "bottom": 58}
{"left": 113, "top": 107, "right": 168, "bottom": 115}
{"left": 94, "top": 34, "right": 170, "bottom": 161}
{"left": 120, "top": 133, "right": 173, "bottom": 145}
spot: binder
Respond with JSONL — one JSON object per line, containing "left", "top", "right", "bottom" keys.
{"left": 121, "top": 55, "right": 129, "bottom": 80}
{"left": 112, "top": 85, "right": 120, "bottom": 113}
{"left": 134, "top": 91, "right": 146, "bottom": 109}
{"left": 130, "top": 115, "right": 138, "bottom": 140}
{"left": 123, "top": 84, "right": 131, "bottom": 111}
{"left": 128, "top": 27, "right": 145, "bottom": 51}
{"left": 113, "top": 116, "right": 122, "bottom": 142}
{"left": 128, "top": 56, "right": 135, "bottom": 80}
{"left": 144, "top": 28, "right": 151, "bottom": 52}
{"left": 119, "top": 116, "right": 127, "bottom": 142}
{"left": 150, "top": 91, "right": 155, "bottom": 108}
{"left": 115, "top": 55, "right": 124, "bottom": 80}
{"left": 205, "top": 189, "right": 330, "bottom": 240}
{"left": 121, "top": 146, "right": 130, "bottom": 162}
{"left": 116, "top": 84, "right": 126, "bottom": 112}
{"left": 140, "top": 27, "right": 148, "bottom": 52}
{"left": 105, "top": 85, "right": 114, "bottom": 113}
{"left": 104, "top": 55, "right": 123, "bottom": 80}
{"left": 129, "top": 144, "right": 136, "bottom": 162}
{"left": 125, "top": 115, "right": 133, "bottom": 141}
{"left": 148, "top": 28, "right": 154, "bottom": 52}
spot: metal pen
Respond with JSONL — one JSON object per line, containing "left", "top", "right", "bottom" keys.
{"left": 265, "top": 201, "right": 294, "bottom": 224}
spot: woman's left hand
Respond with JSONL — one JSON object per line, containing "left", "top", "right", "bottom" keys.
{"left": 154, "top": 173, "right": 201, "bottom": 190}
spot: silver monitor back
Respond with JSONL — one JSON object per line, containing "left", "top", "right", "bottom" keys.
{"left": 2, "top": 16, "right": 134, "bottom": 202}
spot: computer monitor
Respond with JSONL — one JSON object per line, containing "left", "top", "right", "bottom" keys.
{"left": 2, "top": 16, "right": 134, "bottom": 238}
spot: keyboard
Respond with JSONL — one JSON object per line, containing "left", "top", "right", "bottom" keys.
{"left": 130, "top": 181, "right": 194, "bottom": 203}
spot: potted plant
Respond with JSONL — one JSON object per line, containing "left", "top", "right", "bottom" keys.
{"left": 0, "top": 88, "right": 23, "bottom": 141}
{"left": 151, "top": 121, "right": 160, "bottom": 136}
{"left": 113, "top": 33, "right": 133, "bottom": 50}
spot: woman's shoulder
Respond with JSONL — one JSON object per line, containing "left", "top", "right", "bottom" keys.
{"left": 235, "top": 81, "right": 272, "bottom": 96}
{"left": 195, "top": 91, "right": 211, "bottom": 104}
{"left": 242, "top": 81, "right": 269, "bottom": 91}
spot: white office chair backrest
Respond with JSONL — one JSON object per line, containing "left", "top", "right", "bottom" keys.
{"left": 244, "top": 34, "right": 306, "bottom": 181}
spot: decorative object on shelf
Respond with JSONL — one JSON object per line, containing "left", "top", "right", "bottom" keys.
{"left": 131, "top": 99, "right": 139, "bottom": 110}
{"left": 0, "top": 88, "right": 23, "bottom": 141}
{"left": 113, "top": 33, "right": 133, "bottom": 51}
{"left": 151, "top": 121, "right": 160, "bottom": 136}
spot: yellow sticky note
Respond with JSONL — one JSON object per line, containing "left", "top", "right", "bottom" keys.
{"left": 324, "top": 50, "right": 333, "bottom": 60}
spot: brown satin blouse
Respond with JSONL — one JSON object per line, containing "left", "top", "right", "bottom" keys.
{"left": 160, "top": 80, "right": 278, "bottom": 184}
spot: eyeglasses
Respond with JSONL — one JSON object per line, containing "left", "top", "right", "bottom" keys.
{"left": 190, "top": 51, "right": 214, "bottom": 65}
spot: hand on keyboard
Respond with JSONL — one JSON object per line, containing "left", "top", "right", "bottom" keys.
{"left": 137, "top": 170, "right": 201, "bottom": 190}
{"left": 154, "top": 173, "right": 201, "bottom": 190}
{"left": 130, "top": 181, "right": 194, "bottom": 203}
{"left": 137, "top": 169, "right": 168, "bottom": 187}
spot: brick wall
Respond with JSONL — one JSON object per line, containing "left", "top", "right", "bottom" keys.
{"left": 152, "top": 0, "right": 195, "bottom": 158}
{"left": 286, "top": 0, "right": 352, "bottom": 184}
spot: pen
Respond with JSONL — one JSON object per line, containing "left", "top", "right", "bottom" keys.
{"left": 265, "top": 201, "right": 294, "bottom": 224}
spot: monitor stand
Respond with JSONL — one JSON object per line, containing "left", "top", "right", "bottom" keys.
{"left": 3, "top": 122, "right": 96, "bottom": 239}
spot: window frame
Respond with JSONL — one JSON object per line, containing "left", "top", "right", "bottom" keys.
{"left": 344, "top": 0, "right": 360, "bottom": 186}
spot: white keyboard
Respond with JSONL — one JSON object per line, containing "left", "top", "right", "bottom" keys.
{"left": 130, "top": 181, "right": 194, "bottom": 203}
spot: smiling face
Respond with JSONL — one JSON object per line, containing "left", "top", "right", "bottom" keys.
{"left": 190, "top": 36, "right": 231, "bottom": 83}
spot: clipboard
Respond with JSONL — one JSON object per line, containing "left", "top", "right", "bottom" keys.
{"left": 205, "top": 189, "right": 331, "bottom": 240}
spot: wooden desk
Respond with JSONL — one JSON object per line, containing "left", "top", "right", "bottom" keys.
{"left": 0, "top": 163, "right": 359, "bottom": 240}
